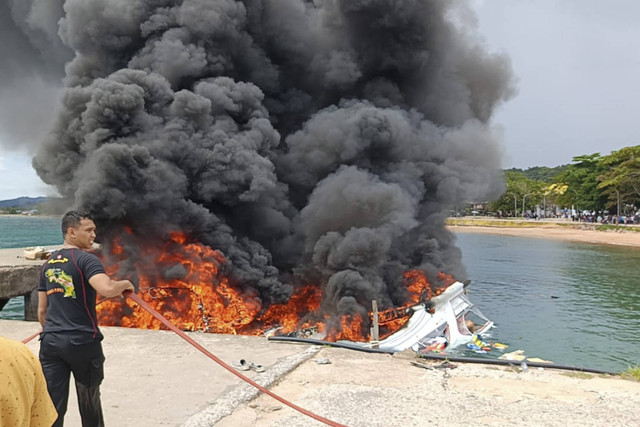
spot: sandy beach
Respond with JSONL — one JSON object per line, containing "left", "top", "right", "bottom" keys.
{"left": 447, "top": 218, "right": 640, "bottom": 249}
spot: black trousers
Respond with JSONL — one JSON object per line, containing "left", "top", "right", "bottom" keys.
{"left": 39, "top": 332, "right": 105, "bottom": 427}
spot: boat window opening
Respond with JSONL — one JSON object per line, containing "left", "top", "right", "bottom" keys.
{"left": 456, "top": 312, "right": 475, "bottom": 335}
{"left": 415, "top": 324, "right": 448, "bottom": 350}
{"left": 458, "top": 310, "right": 489, "bottom": 335}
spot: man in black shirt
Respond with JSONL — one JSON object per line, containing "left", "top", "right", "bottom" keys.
{"left": 38, "top": 210, "right": 134, "bottom": 427}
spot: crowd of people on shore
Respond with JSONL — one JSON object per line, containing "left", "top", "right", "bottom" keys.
{"left": 568, "top": 212, "right": 639, "bottom": 224}
{"left": 520, "top": 211, "right": 639, "bottom": 224}
{"left": 477, "top": 209, "right": 640, "bottom": 225}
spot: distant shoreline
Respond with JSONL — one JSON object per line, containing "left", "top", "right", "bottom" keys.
{"left": 0, "top": 214, "right": 60, "bottom": 218}
{"left": 3, "top": 214, "right": 640, "bottom": 248}
{"left": 447, "top": 217, "right": 640, "bottom": 249}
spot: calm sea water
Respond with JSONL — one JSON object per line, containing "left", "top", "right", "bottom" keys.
{"left": 2, "top": 217, "right": 638, "bottom": 372}
{"left": 0, "top": 215, "right": 62, "bottom": 248}
{"left": 0, "top": 216, "right": 62, "bottom": 320}
{"left": 453, "top": 231, "right": 640, "bottom": 373}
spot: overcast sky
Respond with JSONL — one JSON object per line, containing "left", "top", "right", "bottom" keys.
{"left": 473, "top": 0, "right": 640, "bottom": 169}
{"left": 1, "top": 0, "right": 639, "bottom": 200}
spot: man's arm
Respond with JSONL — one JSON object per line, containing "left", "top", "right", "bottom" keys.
{"left": 89, "top": 273, "right": 135, "bottom": 298}
{"left": 37, "top": 291, "right": 47, "bottom": 326}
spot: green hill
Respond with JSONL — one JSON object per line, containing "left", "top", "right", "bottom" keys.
{"left": 0, "top": 197, "right": 48, "bottom": 208}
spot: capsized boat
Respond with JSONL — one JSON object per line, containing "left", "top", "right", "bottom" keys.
{"left": 348, "top": 281, "right": 493, "bottom": 352}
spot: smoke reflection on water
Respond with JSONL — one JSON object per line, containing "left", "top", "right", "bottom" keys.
{"left": 454, "top": 232, "right": 640, "bottom": 372}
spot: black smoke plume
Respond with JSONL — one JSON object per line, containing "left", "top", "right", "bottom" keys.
{"left": 22, "top": 0, "right": 515, "bottom": 319}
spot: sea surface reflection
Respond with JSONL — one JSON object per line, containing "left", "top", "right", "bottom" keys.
{"left": 454, "top": 231, "right": 640, "bottom": 372}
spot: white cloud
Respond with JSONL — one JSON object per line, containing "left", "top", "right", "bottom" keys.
{"left": 0, "top": 149, "right": 57, "bottom": 199}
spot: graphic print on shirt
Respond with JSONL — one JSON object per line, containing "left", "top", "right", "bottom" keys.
{"left": 45, "top": 268, "right": 76, "bottom": 298}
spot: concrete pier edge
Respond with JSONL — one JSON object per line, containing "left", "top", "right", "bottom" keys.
{"left": 183, "top": 345, "right": 322, "bottom": 426}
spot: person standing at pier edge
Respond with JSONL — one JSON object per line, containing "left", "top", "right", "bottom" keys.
{"left": 38, "top": 210, "right": 134, "bottom": 426}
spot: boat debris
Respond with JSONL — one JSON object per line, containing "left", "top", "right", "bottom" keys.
{"left": 269, "top": 280, "right": 495, "bottom": 356}
{"left": 349, "top": 281, "right": 493, "bottom": 353}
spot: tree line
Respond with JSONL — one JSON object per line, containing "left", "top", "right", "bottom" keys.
{"left": 489, "top": 145, "right": 640, "bottom": 217}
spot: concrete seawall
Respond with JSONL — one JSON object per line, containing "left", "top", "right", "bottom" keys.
{"left": 0, "top": 247, "right": 52, "bottom": 320}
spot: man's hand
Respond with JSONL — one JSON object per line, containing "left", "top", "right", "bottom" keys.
{"left": 119, "top": 280, "right": 135, "bottom": 295}
{"left": 90, "top": 274, "right": 135, "bottom": 298}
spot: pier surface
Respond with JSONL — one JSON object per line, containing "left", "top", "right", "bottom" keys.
{"left": 1, "top": 320, "right": 316, "bottom": 426}
{"left": 0, "top": 247, "right": 56, "bottom": 319}
{"left": 2, "top": 320, "right": 639, "bottom": 427}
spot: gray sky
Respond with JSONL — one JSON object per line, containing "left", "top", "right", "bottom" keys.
{"left": 473, "top": 0, "right": 640, "bottom": 169}
{"left": 1, "top": 0, "right": 640, "bottom": 199}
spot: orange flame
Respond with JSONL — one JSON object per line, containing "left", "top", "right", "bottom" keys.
{"left": 98, "top": 232, "right": 264, "bottom": 334}
{"left": 97, "top": 233, "right": 456, "bottom": 341}
{"left": 325, "top": 313, "right": 367, "bottom": 341}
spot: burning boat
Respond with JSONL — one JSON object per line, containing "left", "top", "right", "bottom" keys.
{"left": 279, "top": 280, "right": 494, "bottom": 354}
{"left": 96, "top": 233, "right": 492, "bottom": 355}
{"left": 360, "top": 280, "right": 493, "bottom": 353}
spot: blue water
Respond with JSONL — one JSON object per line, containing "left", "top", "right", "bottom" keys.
{"left": 453, "top": 232, "right": 640, "bottom": 373}
{"left": 0, "top": 215, "right": 62, "bottom": 319}
{"left": 1, "top": 217, "right": 638, "bottom": 372}
{"left": 0, "top": 215, "right": 62, "bottom": 248}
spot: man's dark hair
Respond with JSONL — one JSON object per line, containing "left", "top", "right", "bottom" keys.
{"left": 61, "top": 210, "right": 93, "bottom": 237}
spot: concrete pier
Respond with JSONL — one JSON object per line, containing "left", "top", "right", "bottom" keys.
{"left": 0, "top": 319, "right": 317, "bottom": 426}
{"left": 0, "top": 247, "right": 53, "bottom": 320}
{"left": 3, "top": 319, "right": 639, "bottom": 427}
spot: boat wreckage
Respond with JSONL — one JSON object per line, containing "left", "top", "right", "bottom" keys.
{"left": 269, "top": 281, "right": 493, "bottom": 355}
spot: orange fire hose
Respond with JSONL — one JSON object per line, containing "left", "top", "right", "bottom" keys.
{"left": 22, "top": 296, "right": 113, "bottom": 343}
{"left": 23, "top": 292, "right": 345, "bottom": 426}
{"left": 21, "top": 330, "right": 40, "bottom": 344}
